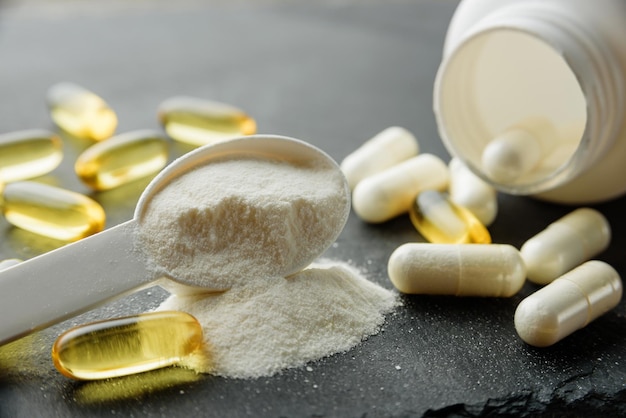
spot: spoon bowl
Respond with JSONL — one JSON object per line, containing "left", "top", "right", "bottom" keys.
{"left": 0, "top": 135, "right": 349, "bottom": 345}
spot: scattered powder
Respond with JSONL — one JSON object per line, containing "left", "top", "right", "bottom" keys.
{"left": 136, "top": 151, "right": 397, "bottom": 378}
{"left": 159, "top": 260, "right": 398, "bottom": 379}
{"left": 137, "top": 156, "right": 349, "bottom": 290}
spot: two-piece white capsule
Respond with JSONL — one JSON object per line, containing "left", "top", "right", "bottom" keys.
{"left": 388, "top": 243, "right": 526, "bottom": 297}
{"left": 515, "top": 261, "right": 622, "bottom": 347}
{"left": 352, "top": 154, "right": 449, "bottom": 223}
{"left": 512, "top": 207, "right": 618, "bottom": 346}
{"left": 481, "top": 118, "right": 556, "bottom": 185}
{"left": 520, "top": 208, "right": 611, "bottom": 285}
{"left": 448, "top": 158, "right": 497, "bottom": 226}
{"left": 340, "top": 127, "right": 419, "bottom": 190}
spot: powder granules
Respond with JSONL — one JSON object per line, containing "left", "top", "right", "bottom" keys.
{"left": 137, "top": 150, "right": 397, "bottom": 378}
{"left": 160, "top": 261, "right": 398, "bottom": 379}
{"left": 137, "top": 156, "right": 349, "bottom": 290}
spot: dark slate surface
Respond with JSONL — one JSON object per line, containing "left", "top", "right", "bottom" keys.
{"left": 0, "top": 1, "right": 625, "bottom": 417}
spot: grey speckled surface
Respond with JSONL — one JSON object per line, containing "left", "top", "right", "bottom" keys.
{"left": 0, "top": 1, "right": 625, "bottom": 417}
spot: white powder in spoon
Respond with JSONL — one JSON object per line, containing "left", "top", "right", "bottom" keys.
{"left": 137, "top": 150, "right": 397, "bottom": 378}
{"left": 137, "top": 156, "right": 349, "bottom": 290}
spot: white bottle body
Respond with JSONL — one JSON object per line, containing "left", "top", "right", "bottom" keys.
{"left": 434, "top": 0, "right": 626, "bottom": 203}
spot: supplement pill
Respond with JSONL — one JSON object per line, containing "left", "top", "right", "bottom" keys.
{"left": 75, "top": 130, "right": 169, "bottom": 191}
{"left": 340, "top": 126, "right": 419, "bottom": 190}
{"left": 448, "top": 158, "right": 497, "bottom": 226}
{"left": 0, "top": 259, "right": 21, "bottom": 271}
{"left": 388, "top": 243, "right": 525, "bottom": 297}
{"left": 1, "top": 181, "right": 105, "bottom": 241}
{"left": 52, "top": 311, "right": 204, "bottom": 380}
{"left": 410, "top": 190, "right": 491, "bottom": 244}
{"left": 0, "top": 130, "right": 63, "bottom": 183}
{"left": 520, "top": 208, "right": 610, "bottom": 285}
{"left": 352, "top": 154, "right": 449, "bottom": 223}
{"left": 482, "top": 128, "right": 542, "bottom": 183}
{"left": 515, "top": 261, "right": 622, "bottom": 347}
{"left": 157, "top": 96, "right": 256, "bottom": 146}
{"left": 47, "top": 82, "right": 117, "bottom": 141}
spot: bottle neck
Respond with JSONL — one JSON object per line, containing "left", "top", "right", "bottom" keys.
{"left": 434, "top": 2, "right": 625, "bottom": 195}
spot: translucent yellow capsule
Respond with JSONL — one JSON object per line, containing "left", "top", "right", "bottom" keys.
{"left": 157, "top": 96, "right": 257, "bottom": 146}
{"left": 75, "top": 130, "right": 169, "bottom": 191}
{"left": 0, "top": 258, "right": 22, "bottom": 271}
{"left": 0, "top": 130, "right": 63, "bottom": 183}
{"left": 52, "top": 311, "right": 204, "bottom": 380}
{"left": 47, "top": 82, "right": 117, "bottom": 141}
{"left": 409, "top": 190, "right": 491, "bottom": 244}
{"left": 1, "top": 181, "right": 105, "bottom": 241}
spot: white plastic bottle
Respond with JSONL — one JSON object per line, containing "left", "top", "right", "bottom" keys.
{"left": 433, "top": 0, "right": 626, "bottom": 203}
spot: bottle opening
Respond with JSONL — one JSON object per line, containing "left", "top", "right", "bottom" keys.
{"left": 435, "top": 28, "right": 587, "bottom": 194}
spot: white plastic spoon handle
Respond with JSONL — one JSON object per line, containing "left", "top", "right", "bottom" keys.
{"left": 0, "top": 220, "right": 152, "bottom": 345}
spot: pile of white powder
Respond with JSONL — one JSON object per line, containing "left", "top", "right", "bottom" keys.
{"left": 136, "top": 151, "right": 398, "bottom": 378}
{"left": 161, "top": 261, "right": 397, "bottom": 378}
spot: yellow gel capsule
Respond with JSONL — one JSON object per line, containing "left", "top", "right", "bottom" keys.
{"left": 1, "top": 181, "right": 105, "bottom": 241}
{"left": 409, "top": 190, "right": 491, "bottom": 244}
{"left": 0, "top": 258, "right": 22, "bottom": 271}
{"left": 157, "top": 96, "right": 257, "bottom": 146}
{"left": 52, "top": 311, "right": 204, "bottom": 380}
{"left": 0, "top": 130, "right": 63, "bottom": 183}
{"left": 75, "top": 130, "right": 169, "bottom": 191}
{"left": 47, "top": 82, "right": 118, "bottom": 141}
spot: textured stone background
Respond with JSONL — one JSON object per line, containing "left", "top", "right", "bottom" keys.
{"left": 0, "top": 1, "right": 625, "bottom": 416}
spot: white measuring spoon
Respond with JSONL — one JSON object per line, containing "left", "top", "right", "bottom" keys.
{"left": 0, "top": 135, "right": 350, "bottom": 346}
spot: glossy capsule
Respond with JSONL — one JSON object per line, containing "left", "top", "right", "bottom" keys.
{"left": 352, "top": 154, "right": 449, "bottom": 223}
{"left": 481, "top": 118, "right": 557, "bottom": 185}
{"left": 410, "top": 190, "right": 491, "bottom": 244}
{"left": 157, "top": 96, "right": 257, "bottom": 146}
{"left": 0, "top": 259, "right": 21, "bottom": 271}
{"left": 1, "top": 181, "right": 105, "bottom": 241}
{"left": 448, "top": 158, "right": 497, "bottom": 226}
{"left": 482, "top": 127, "right": 542, "bottom": 184}
{"left": 52, "top": 311, "right": 204, "bottom": 380}
{"left": 0, "top": 130, "right": 63, "bottom": 183}
{"left": 340, "top": 126, "right": 419, "bottom": 190}
{"left": 520, "top": 208, "right": 611, "bottom": 285}
{"left": 75, "top": 130, "right": 169, "bottom": 191}
{"left": 515, "top": 261, "right": 622, "bottom": 347}
{"left": 47, "top": 82, "right": 117, "bottom": 141}
{"left": 388, "top": 243, "right": 526, "bottom": 297}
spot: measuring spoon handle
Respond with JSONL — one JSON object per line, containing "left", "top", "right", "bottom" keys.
{"left": 0, "top": 220, "right": 152, "bottom": 346}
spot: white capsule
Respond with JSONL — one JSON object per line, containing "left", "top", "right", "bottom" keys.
{"left": 0, "top": 259, "right": 22, "bottom": 271}
{"left": 448, "top": 158, "right": 498, "bottom": 226}
{"left": 515, "top": 261, "right": 622, "bottom": 347}
{"left": 352, "top": 154, "right": 449, "bottom": 223}
{"left": 387, "top": 243, "right": 526, "bottom": 297}
{"left": 482, "top": 127, "right": 542, "bottom": 184}
{"left": 341, "top": 127, "right": 419, "bottom": 190}
{"left": 520, "top": 208, "right": 610, "bottom": 285}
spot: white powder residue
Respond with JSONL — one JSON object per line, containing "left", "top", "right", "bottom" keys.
{"left": 137, "top": 156, "right": 349, "bottom": 290}
{"left": 159, "top": 260, "right": 398, "bottom": 379}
